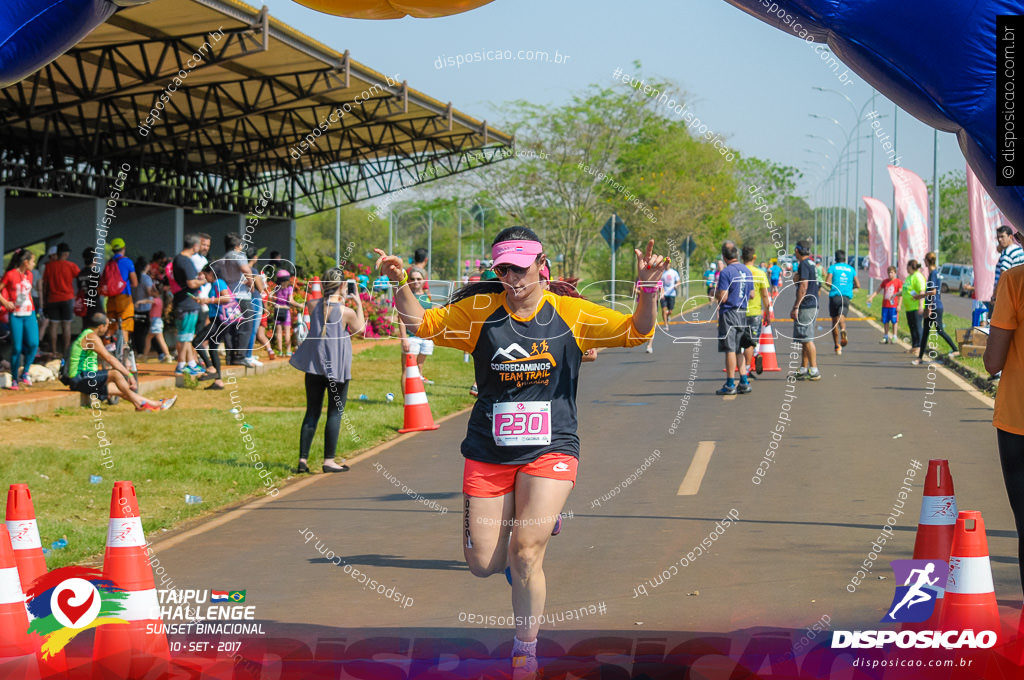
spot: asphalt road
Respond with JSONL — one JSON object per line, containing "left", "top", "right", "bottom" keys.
{"left": 145, "top": 286, "right": 1016, "bottom": 676}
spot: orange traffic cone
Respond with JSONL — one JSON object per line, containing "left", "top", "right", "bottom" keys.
{"left": 5, "top": 485, "right": 47, "bottom": 594}
{"left": 913, "top": 460, "right": 958, "bottom": 560}
{"left": 939, "top": 510, "right": 1001, "bottom": 635}
{"left": 92, "top": 482, "right": 169, "bottom": 679}
{"left": 756, "top": 324, "right": 781, "bottom": 372}
{"left": 0, "top": 525, "right": 41, "bottom": 680}
{"left": 901, "top": 460, "right": 958, "bottom": 631}
{"left": 398, "top": 353, "right": 439, "bottom": 433}
{"left": 308, "top": 275, "right": 323, "bottom": 301}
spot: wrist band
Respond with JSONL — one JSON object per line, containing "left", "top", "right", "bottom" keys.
{"left": 635, "top": 282, "right": 663, "bottom": 295}
{"left": 393, "top": 271, "right": 408, "bottom": 287}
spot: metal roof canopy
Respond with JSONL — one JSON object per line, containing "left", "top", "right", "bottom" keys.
{"left": 0, "top": 0, "right": 513, "bottom": 218}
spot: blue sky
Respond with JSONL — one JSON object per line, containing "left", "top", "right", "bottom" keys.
{"left": 261, "top": 0, "right": 962, "bottom": 209}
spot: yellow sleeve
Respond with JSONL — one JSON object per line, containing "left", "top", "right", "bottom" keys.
{"left": 557, "top": 295, "right": 653, "bottom": 352}
{"left": 415, "top": 293, "right": 502, "bottom": 352}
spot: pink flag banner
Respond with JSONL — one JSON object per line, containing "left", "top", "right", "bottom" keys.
{"left": 887, "top": 165, "right": 930, "bottom": 277}
{"left": 863, "top": 196, "right": 892, "bottom": 281}
{"left": 967, "top": 163, "right": 1011, "bottom": 302}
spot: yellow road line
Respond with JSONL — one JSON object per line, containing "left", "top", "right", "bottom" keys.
{"left": 678, "top": 441, "right": 716, "bottom": 496}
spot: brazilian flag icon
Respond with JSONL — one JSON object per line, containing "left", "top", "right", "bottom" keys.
{"left": 228, "top": 590, "right": 246, "bottom": 603}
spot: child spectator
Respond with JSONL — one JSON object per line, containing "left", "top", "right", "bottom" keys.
{"left": 867, "top": 266, "right": 903, "bottom": 344}
{"left": 142, "top": 281, "right": 171, "bottom": 362}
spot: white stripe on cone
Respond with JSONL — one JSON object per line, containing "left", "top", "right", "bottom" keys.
{"left": 5, "top": 520, "right": 41, "bottom": 550}
{"left": 405, "top": 366, "right": 422, "bottom": 379}
{"left": 120, "top": 588, "right": 161, "bottom": 621}
{"left": 919, "top": 495, "right": 957, "bottom": 526}
{"left": 405, "top": 392, "right": 428, "bottom": 406}
{"left": 946, "top": 556, "right": 995, "bottom": 595}
{"left": 106, "top": 517, "right": 146, "bottom": 548}
{"left": 0, "top": 567, "right": 24, "bottom": 605}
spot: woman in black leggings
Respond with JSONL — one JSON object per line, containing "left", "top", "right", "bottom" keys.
{"left": 914, "top": 252, "right": 958, "bottom": 365}
{"left": 288, "top": 268, "right": 364, "bottom": 473}
{"left": 985, "top": 249, "right": 1024, "bottom": 588}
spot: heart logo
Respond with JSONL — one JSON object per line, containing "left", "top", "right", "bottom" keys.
{"left": 56, "top": 587, "right": 95, "bottom": 627}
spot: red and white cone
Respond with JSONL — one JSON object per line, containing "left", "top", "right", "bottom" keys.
{"left": 398, "top": 353, "right": 439, "bottom": 433}
{"left": 0, "top": 526, "right": 40, "bottom": 680}
{"left": 913, "top": 460, "right": 957, "bottom": 560}
{"left": 756, "top": 324, "right": 781, "bottom": 372}
{"left": 5, "top": 484, "right": 47, "bottom": 595}
{"left": 939, "top": 510, "right": 1000, "bottom": 636}
{"left": 92, "top": 482, "right": 168, "bottom": 679}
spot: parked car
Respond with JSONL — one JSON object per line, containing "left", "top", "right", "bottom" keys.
{"left": 937, "top": 263, "right": 973, "bottom": 294}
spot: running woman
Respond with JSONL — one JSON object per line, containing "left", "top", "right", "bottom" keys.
{"left": 374, "top": 227, "right": 664, "bottom": 677}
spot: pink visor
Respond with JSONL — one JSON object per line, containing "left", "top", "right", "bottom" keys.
{"left": 491, "top": 239, "right": 542, "bottom": 268}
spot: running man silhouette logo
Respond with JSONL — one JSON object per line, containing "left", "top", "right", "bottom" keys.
{"left": 881, "top": 559, "right": 948, "bottom": 623}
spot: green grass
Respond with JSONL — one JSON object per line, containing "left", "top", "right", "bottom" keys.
{"left": 5, "top": 342, "right": 475, "bottom": 569}
{"left": 850, "top": 289, "right": 989, "bottom": 378}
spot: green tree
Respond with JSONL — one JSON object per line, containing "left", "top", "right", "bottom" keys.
{"left": 933, "top": 170, "right": 969, "bottom": 263}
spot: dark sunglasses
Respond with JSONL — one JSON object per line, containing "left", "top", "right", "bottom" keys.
{"left": 492, "top": 262, "right": 532, "bottom": 277}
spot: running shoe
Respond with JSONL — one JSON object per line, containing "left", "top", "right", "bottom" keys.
{"left": 20, "top": 374, "right": 32, "bottom": 386}
{"left": 807, "top": 371, "right": 821, "bottom": 381}
{"left": 795, "top": 371, "right": 810, "bottom": 381}
{"left": 135, "top": 400, "right": 161, "bottom": 412}
{"left": 737, "top": 382, "right": 752, "bottom": 394}
{"left": 840, "top": 330, "right": 848, "bottom": 347}
{"left": 552, "top": 514, "right": 562, "bottom": 536}
{"left": 879, "top": 337, "right": 889, "bottom": 344}
{"left": 835, "top": 347, "right": 842, "bottom": 356}
{"left": 186, "top": 366, "right": 206, "bottom": 376}
{"left": 645, "top": 345, "right": 653, "bottom": 354}
{"left": 911, "top": 359, "right": 923, "bottom": 366}
{"left": 754, "top": 354, "right": 763, "bottom": 374}
{"left": 715, "top": 382, "right": 737, "bottom": 396}
{"left": 422, "top": 377, "right": 435, "bottom": 385}
{"left": 5, "top": 382, "right": 19, "bottom": 391}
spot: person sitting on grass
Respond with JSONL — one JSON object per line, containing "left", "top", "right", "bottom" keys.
{"left": 67, "top": 311, "right": 176, "bottom": 411}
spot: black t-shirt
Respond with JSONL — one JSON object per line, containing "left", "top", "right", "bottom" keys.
{"left": 172, "top": 254, "right": 200, "bottom": 312}
{"left": 797, "top": 258, "right": 819, "bottom": 309}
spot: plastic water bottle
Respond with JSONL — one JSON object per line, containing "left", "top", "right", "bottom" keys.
{"left": 89, "top": 475, "right": 102, "bottom": 484}
{"left": 185, "top": 494, "right": 202, "bottom": 505}
{"left": 51, "top": 538, "right": 67, "bottom": 550}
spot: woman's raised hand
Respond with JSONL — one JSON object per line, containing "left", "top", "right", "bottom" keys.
{"left": 373, "top": 248, "right": 405, "bottom": 282}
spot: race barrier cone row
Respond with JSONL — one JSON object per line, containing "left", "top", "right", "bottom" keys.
{"left": 0, "top": 525, "right": 41, "bottom": 680}
{"left": 940, "top": 510, "right": 1001, "bottom": 635}
{"left": 398, "top": 352, "right": 439, "bottom": 433}
{"left": 92, "top": 481, "right": 169, "bottom": 679}
{"left": 756, "top": 324, "right": 781, "bottom": 372}
{"left": 6, "top": 484, "right": 47, "bottom": 595}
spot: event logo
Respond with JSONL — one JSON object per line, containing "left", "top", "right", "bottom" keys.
{"left": 882, "top": 559, "right": 948, "bottom": 623}
{"left": 25, "top": 566, "right": 128, "bottom": 658}
{"left": 833, "top": 559, "right": 996, "bottom": 650}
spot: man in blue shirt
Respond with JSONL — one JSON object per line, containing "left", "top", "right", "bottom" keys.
{"left": 790, "top": 240, "right": 821, "bottom": 380}
{"left": 105, "top": 237, "right": 138, "bottom": 347}
{"left": 769, "top": 261, "right": 783, "bottom": 298}
{"left": 825, "top": 249, "right": 860, "bottom": 355}
{"left": 715, "top": 241, "right": 753, "bottom": 395}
